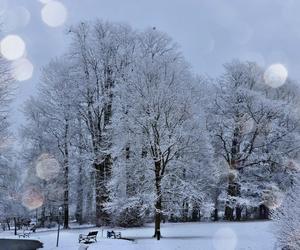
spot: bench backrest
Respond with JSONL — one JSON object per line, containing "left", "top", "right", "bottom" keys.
{"left": 87, "top": 231, "right": 98, "bottom": 236}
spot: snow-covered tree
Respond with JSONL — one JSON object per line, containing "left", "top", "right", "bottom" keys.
{"left": 108, "top": 28, "right": 213, "bottom": 239}
{"left": 67, "top": 21, "right": 137, "bottom": 226}
{"left": 272, "top": 171, "right": 300, "bottom": 250}
{"left": 21, "top": 58, "right": 79, "bottom": 229}
{"left": 0, "top": 52, "right": 19, "bottom": 226}
{"left": 205, "top": 60, "right": 300, "bottom": 220}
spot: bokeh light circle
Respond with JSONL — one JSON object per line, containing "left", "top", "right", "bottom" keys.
{"left": 17, "top": 7, "right": 31, "bottom": 27}
{"left": 212, "top": 227, "right": 237, "bottom": 250}
{"left": 0, "top": 35, "right": 26, "bottom": 60}
{"left": 36, "top": 153, "right": 60, "bottom": 181}
{"left": 41, "top": 1, "right": 67, "bottom": 27}
{"left": 22, "top": 187, "right": 44, "bottom": 210}
{"left": 11, "top": 58, "right": 34, "bottom": 81}
{"left": 2, "top": 6, "right": 31, "bottom": 32}
{"left": 264, "top": 64, "right": 288, "bottom": 88}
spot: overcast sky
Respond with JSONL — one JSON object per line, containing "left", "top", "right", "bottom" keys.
{"left": 2, "top": 0, "right": 300, "bottom": 132}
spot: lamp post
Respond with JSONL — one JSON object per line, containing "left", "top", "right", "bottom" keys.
{"left": 56, "top": 206, "right": 63, "bottom": 247}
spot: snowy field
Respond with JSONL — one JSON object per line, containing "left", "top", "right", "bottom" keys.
{"left": 0, "top": 221, "right": 276, "bottom": 250}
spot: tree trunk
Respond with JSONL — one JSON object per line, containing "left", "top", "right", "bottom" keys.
{"left": 224, "top": 180, "right": 236, "bottom": 221}
{"left": 213, "top": 194, "right": 219, "bottom": 221}
{"left": 13, "top": 217, "right": 17, "bottom": 235}
{"left": 154, "top": 197, "right": 162, "bottom": 240}
{"left": 40, "top": 206, "right": 46, "bottom": 228}
{"left": 75, "top": 170, "right": 84, "bottom": 225}
{"left": 236, "top": 206, "right": 242, "bottom": 221}
{"left": 63, "top": 122, "right": 70, "bottom": 229}
{"left": 259, "top": 204, "right": 269, "bottom": 220}
{"left": 225, "top": 206, "right": 234, "bottom": 221}
{"left": 63, "top": 169, "right": 69, "bottom": 229}
{"left": 75, "top": 127, "right": 84, "bottom": 225}
{"left": 95, "top": 66, "right": 113, "bottom": 227}
{"left": 17, "top": 218, "right": 21, "bottom": 230}
{"left": 6, "top": 219, "right": 10, "bottom": 231}
{"left": 225, "top": 125, "right": 241, "bottom": 221}
{"left": 182, "top": 201, "right": 189, "bottom": 222}
{"left": 245, "top": 207, "right": 250, "bottom": 220}
{"left": 213, "top": 208, "right": 219, "bottom": 221}
{"left": 85, "top": 171, "right": 94, "bottom": 223}
{"left": 153, "top": 161, "right": 162, "bottom": 240}
{"left": 95, "top": 156, "right": 111, "bottom": 227}
{"left": 191, "top": 204, "right": 200, "bottom": 222}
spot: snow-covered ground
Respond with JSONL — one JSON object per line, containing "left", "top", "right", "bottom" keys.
{"left": 0, "top": 221, "right": 276, "bottom": 250}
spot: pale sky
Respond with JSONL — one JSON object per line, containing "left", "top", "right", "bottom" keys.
{"left": 2, "top": 0, "right": 300, "bottom": 132}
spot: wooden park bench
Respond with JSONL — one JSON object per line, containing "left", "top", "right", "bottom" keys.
{"left": 18, "top": 230, "right": 31, "bottom": 238}
{"left": 78, "top": 231, "right": 98, "bottom": 243}
{"left": 107, "top": 230, "right": 121, "bottom": 239}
